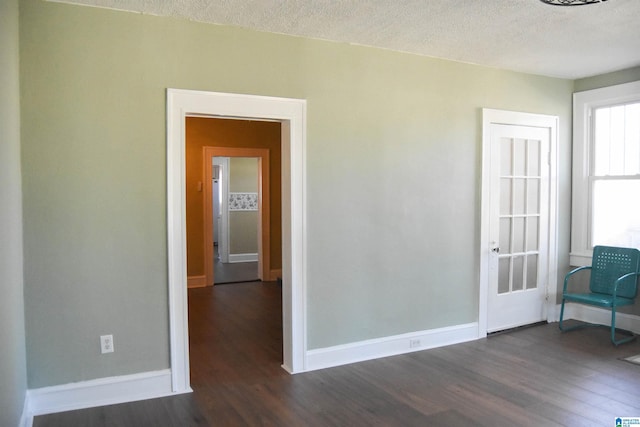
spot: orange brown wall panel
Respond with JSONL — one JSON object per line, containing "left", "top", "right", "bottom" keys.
{"left": 185, "top": 117, "right": 282, "bottom": 278}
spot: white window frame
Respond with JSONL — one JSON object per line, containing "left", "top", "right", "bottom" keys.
{"left": 571, "top": 80, "right": 640, "bottom": 266}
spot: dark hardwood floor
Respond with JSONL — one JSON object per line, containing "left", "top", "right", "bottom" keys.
{"left": 35, "top": 282, "right": 640, "bottom": 426}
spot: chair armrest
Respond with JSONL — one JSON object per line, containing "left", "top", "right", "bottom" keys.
{"left": 612, "top": 271, "right": 640, "bottom": 298}
{"left": 563, "top": 265, "right": 592, "bottom": 294}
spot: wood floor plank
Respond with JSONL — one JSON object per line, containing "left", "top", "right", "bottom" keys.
{"left": 34, "top": 282, "right": 640, "bottom": 426}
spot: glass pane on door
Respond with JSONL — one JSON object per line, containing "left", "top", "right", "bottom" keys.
{"left": 500, "top": 179, "right": 512, "bottom": 215}
{"left": 498, "top": 137, "right": 542, "bottom": 294}
{"left": 513, "top": 139, "right": 526, "bottom": 176}
{"left": 512, "top": 256, "right": 524, "bottom": 291}
{"left": 526, "top": 255, "right": 538, "bottom": 289}
{"left": 498, "top": 258, "right": 510, "bottom": 294}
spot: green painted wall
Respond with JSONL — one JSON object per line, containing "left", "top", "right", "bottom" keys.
{"left": 20, "top": 0, "right": 574, "bottom": 387}
{"left": 574, "top": 66, "right": 640, "bottom": 92}
{"left": 0, "top": 0, "right": 28, "bottom": 424}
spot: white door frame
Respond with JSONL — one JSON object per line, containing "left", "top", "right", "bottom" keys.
{"left": 213, "top": 157, "right": 230, "bottom": 263}
{"left": 479, "top": 108, "right": 559, "bottom": 338}
{"left": 167, "top": 89, "right": 308, "bottom": 393}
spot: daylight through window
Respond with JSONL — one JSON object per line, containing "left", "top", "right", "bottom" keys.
{"left": 571, "top": 80, "right": 640, "bottom": 266}
{"left": 591, "top": 102, "right": 640, "bottom": 249}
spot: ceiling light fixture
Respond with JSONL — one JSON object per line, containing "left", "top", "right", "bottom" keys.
{"left": 539, "top": 0, "right": 607, "bottom": 5}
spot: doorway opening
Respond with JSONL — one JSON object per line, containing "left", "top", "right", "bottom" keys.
{"left": 187, "top": 126, "right": 280, "bottom": 384}
{"left": 167, "top": 89, "right": 307, "bottom": 393}
{"left": 203, "top": 147, "right": 272, "bottom": 286}
{"left": 212, "top": 156, "right": 260, "bottom": 284}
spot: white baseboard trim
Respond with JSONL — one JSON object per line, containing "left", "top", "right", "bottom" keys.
{"left": 305, "top": 322, "right": 478, "bottom": 372}
{"left": 26, "top": 369, "right": 189, "bottom": 418}
{"left": 552, "top": 303, "right": 640, "bottom": 334}
{"left": 280, "top": 363, "right": 295, "bottom": 374}
{"left": 228, "top": 253, "right": 258, "bottom": 263}
{"left": 20, "top": 394, "right": 31, "bottom": 427}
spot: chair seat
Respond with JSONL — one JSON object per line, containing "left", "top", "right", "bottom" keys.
{"left": 563, "top": 292, "right": 635, "bottom": 308}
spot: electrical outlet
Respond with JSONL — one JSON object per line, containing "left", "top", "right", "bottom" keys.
{"left": 409, "top": 339, "right": 421, "bottom": 349}
{"left": 100, "top": 334, "right": 114, "bottom": 354}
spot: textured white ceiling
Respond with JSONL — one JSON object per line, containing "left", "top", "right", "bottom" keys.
{"left": 51, "top": 0, "right": 640, "bottom": 79}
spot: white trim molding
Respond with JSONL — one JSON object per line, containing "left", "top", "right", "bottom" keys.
{"left": 306, "top": 323, "right": 478, "bottom": 372}
{"left": 25, "top": 370, "right": 181, "bottom": 419}
{"left": 228, "top": 253, "right": 258, "bottom": 263}
{"left": 216, "top": 156, "right": 231, "bottom": 263}
{"left": 167, "top": 89, "right": 308, "bottom": 389}
{"left": 19, "top": 397, "right": 31, "bottom": 427}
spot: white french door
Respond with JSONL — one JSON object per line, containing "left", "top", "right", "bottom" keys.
{"left": 481, "top": 109, "right": 559, "bottom": 336}
{"left": 484, "top": 119, "right": 554, "bottom": 333}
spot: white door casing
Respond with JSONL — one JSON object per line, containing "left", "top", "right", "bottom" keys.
{"left": 214, "top": 157, "right": 229, "bottom": 263}
{"left": 167, "top": 89, "right": 307, "bottom": 393}
{"left": 480, "top": 109, "right": 559, "bottom": 337}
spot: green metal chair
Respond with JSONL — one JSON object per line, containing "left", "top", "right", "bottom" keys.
{"left": 559, "top": 245, "right": 640, "bottom": 346}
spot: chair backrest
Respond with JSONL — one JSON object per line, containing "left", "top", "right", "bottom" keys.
{"left": 590, "top": 246, "right": 640, "bottom": 299}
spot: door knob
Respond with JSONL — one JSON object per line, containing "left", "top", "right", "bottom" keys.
{"left": 492, "top": 246, "right": 500, "bottom": 253}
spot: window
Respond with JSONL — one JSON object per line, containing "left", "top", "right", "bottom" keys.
{"left": 571, "top": 81, "right": 640, "bottom": 266}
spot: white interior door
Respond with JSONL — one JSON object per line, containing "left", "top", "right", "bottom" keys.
{"left": 214, "top": 157, "right": 230, "bottom": 263}
{"left": 487, "top": 124, "right": 550, "bottom": 333}
{"left": 212, "top": 165, "right": 221, "bottom": 246}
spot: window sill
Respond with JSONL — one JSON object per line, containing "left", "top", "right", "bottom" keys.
{"left": 569, "top": 252, "right": 592, "bottom": 267}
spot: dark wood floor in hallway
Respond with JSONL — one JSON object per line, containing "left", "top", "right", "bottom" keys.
{"left": 35, "top": 282, "right": 640, "bottom": 426}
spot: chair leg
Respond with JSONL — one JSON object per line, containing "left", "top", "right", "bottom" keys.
{"left": 611, "top": 307, "right": 616, "bottom": 344}
{"left": 558, "top": 300, "right": 597, "bottom": 333}
{"left": 559, "top": 299, "right": 566, "bottom": 331}
{"left": 611, "top": 305, "right": 636, "bottom": 346}
{"left": 558, "top": 299, "right": 586, "bottom": 332}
